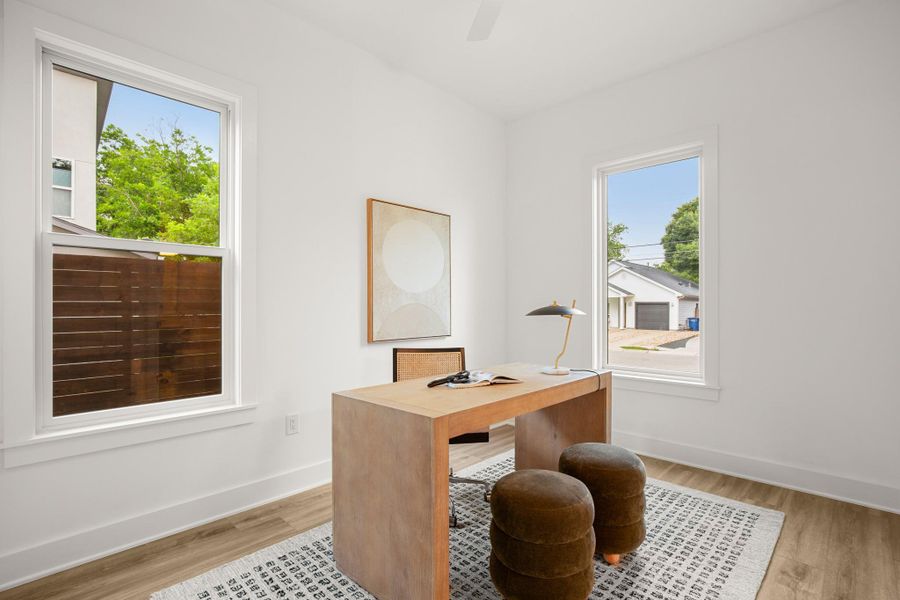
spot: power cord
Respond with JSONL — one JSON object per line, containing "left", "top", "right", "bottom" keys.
{"left": 570, "top": 368, "right": 606, "bottom": 386}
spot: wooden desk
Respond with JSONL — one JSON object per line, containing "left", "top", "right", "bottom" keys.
{"left": 332, "top": 363, "right": 611, "bottom": 600}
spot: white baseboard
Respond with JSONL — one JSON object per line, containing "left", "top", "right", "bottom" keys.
{"left": 614, "top": 430, "right": 900, "bottom": 515}
{"left": 0, "top": 458, "right": 332, "bottom": 592}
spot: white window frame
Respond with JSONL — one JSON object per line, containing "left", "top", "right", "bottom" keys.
{"left": 591, "top": 129, "right": 719, "bottom": 400}
{"left": 38, "top": 45, "right": 239, "bottom": 433}
{"left": 0, "top": 13, "right": 258, "bottom": 467}
{"left": 51, "top": 157, "right": 74, "bottom": 219}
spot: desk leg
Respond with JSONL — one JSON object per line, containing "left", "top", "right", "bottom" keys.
{"left": 515, "top": 375, "right": 612, "bottom": 471}
{"left": 333, "top": 394, "right": 450, "bottom": 600}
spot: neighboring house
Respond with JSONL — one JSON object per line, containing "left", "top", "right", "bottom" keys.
{"left": 608, "top": 260, "right": 699, "bottom": 330}
{"left": 49, "top": 71, "right": 175, "bottom": 263}
{"left": 51, "top": 67, "right": 112, "bottom": 231}
{"left": 50, "top": 69, "right": 148, "bottom": 260}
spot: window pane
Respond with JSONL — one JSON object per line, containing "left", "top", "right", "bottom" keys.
{"left": 52, "top": 159, "right": 72, "bottom": 187}
{"left": 51, "top": 65, "right": 221, "bottom": 245}
{"left": 52, "top": 187, "right": 73, "bottom": 217}
{"left": 52, "top": 248, "right": 222, "bottom": 416}
{"left": 607, "top": 157, "right": 700, "bottom": 375}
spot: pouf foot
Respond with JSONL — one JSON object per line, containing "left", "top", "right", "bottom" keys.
{"left": 603, "top": 553, "right": 620, "bottom": 566}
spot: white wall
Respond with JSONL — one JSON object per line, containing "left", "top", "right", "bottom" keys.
{"left": 507, "top": 0, "right": 900, "bottom": 512}
{"left": 0, "top": 0, "right": 506, "bottom": 588}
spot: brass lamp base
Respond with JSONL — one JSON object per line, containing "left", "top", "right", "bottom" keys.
{"left": 541, "top": 366, "right": 571, "bottom": 375}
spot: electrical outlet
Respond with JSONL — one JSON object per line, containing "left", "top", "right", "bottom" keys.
{"left": 285, "top": 414, "right": 299, "bottom": 435}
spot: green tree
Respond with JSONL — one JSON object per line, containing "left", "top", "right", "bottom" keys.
{"left": 96, "top": 124, "right": 219, "bottom": 246}
{"left": 608, "top": 221, "right": 628, "bottom": 261}
{"left": 659, "top": 197, "right": 699, "bottom": 283}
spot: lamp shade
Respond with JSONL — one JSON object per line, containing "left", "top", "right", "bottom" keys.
{"left": 526, "top": 302, "right": 586, "bottom": 317}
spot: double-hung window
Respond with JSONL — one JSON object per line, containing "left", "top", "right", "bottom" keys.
{"left": 39, "top": 47, "right": 237, "bottom": 430}
{"left": 594, "top": 133, "right": 718, "bottom": 395}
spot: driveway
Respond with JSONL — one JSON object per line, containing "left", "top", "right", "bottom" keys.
{"left": 608, "top": 328, "right": 697, "bottom": 350}
{"left": 607, "top": 328, "right": 700, "bottom": 373}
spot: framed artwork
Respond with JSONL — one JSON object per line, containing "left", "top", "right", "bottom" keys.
{"left": 367, "top": 198, "right": 451, "bottom": 342}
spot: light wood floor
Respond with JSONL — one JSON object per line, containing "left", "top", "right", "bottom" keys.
{"left": 2, "top": 425, "right": 898, "bottom": 600}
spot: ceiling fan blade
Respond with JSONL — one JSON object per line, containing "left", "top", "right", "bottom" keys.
{"left": 467, "top": 0, "right": 504, "bottom": 41}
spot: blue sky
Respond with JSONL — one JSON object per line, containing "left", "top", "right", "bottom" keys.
{"left": 104, "top": 83, "right": 220, "bottom": 158}
{"left": 607, "top": 157, "right": 699, "bottom": 265}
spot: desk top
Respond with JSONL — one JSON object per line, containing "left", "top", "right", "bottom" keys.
{"left": 334, "top": 363, "right": 609, "bottom": 432}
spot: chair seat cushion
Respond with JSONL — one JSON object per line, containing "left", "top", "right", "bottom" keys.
{"left": 489, "top": 552, "right": 594, "bottom": 600}
{"left": 490, "top": 469, "right": 594, "bottom": 544}
{"left": 490, "top": 522, "right": 595, "bottom": 579}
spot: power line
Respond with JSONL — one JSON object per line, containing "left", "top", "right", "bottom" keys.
{"left": 622, "top": 240, "right": 695, "bottom": 248}
{"left": 622, "top": 256, "right": 697, "bottom": 262}
{"left": 626, "top": 249, "right": 699, "bottom": 258}
{"left": 625, "top": 256, "right": 698, "bottom": 261}
{"left": 630, "top": 248, "right": 698, "bottom": 253}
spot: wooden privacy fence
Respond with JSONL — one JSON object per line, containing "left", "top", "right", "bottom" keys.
{"left": 52, "top": 252, "right": 222, "bottom": 416}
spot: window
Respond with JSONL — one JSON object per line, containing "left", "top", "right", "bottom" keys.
{"left": 40, "top": 49, "right": 234, "bottom": 428}
{"left": 51, "top": 158, "right": 73, "bottom": 217}
{"left": 0, "top": 20, "right": 255, "bottom": 465}
{"left": 595, "top": 137, "right": 718, "bottom": 390}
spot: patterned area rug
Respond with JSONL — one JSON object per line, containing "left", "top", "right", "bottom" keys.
{"left": 152, "top": 451, "right": 783, "bottom": 600}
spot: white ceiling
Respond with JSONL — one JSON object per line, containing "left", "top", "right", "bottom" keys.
{"left": 268, "top": 0, "right": 845, "bottom": 120}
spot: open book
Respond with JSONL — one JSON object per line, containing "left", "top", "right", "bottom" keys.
{"left": 447, "top": 371, "right": 522, "bottom": 389}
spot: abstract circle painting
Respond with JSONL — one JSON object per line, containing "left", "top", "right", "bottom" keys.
{"left": 367, "top": 198, "right": 451, "bottom": 342}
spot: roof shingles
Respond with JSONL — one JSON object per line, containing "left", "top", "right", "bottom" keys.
{"left": 613, "top": 260, "right": 699, "bottom": 299}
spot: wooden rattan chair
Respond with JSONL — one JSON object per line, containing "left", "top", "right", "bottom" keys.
{"left": 393, "top": 347, "right": 492, "bottom": 527}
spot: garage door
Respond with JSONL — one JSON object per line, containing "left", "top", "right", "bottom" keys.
{"left": 635, "top": 302, "right": 669, "bottom": 330}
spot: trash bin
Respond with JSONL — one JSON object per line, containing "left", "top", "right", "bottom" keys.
{"left": 687, "top": 317, "right": 700, "bottom": 331}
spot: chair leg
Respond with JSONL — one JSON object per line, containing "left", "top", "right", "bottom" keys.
{"left": 449, "top": 474, "right": 492, "bottom": 502}
{"left": 450, "top": 498, "right": 462, "bottom": 529}
{"left": 447, "top": 468, "right": 492, "bottom": 528}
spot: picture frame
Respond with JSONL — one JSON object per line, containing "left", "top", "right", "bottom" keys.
{"left": 367, "top": 198, "right": 451, "bottom": 342}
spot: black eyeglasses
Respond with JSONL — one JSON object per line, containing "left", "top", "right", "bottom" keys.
{"left": 427, "top": 370, "right": 471, "bottom": 388}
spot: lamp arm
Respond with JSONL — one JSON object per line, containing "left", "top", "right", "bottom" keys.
{"left": 554, "top": 315, "right": 573, "bottom": 369}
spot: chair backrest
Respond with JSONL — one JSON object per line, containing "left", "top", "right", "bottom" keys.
{"left": 393, "top": 347, "right": 466, "bottom": 382}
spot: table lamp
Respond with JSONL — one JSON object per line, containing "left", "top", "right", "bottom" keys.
{"left": 526, "top": 299, "right": 586, "bottom": 375}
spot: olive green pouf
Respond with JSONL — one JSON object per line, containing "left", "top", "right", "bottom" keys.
{"left": 559, "top": 443, "right": 647, "bottom": 566}
{"left": 489, "top": 469, "right": 596, "bottom": 600}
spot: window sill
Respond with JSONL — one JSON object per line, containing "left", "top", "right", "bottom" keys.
{"left": 1, "top": 403, "right": 256, "bottom": 468}
{"left": 612, "top": 371, "right": 720, "bottom": 402}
